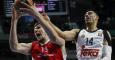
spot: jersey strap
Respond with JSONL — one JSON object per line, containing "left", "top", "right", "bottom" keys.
{"left": 75, "top": 29, "right": 82, "bottom": 42}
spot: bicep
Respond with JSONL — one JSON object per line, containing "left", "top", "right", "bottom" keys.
{"left": 16, "top": 43, "right": 32, "bottom": 55}
{"left": 62, "top": 29, "right": 80, "bottom": 41}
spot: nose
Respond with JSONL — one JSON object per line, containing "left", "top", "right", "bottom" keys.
{"left": 34, "top": 29, "right": 39, "bottom": 34}
{"left": 85, "top": 14, "right": 90, "bottom": 19}
{"left": 85, "top": 14, "right": 89, "bottom": 17}
{"left": 34, "top": 29, "right": 37, "bottom": 33}
{"left": 34, "top": 30, "right": 40, "bottom": 34}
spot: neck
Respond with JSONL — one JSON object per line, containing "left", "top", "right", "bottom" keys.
{"left": 39, "top": 38, "right": 46, "bottom": 44}
{"left": 86, "top": 23, "right": 98, "bottom": 32}
{"left": 39, "top": 36, "right": 49, "bottom": 45}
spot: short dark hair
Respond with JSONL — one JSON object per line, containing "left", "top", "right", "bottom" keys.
{"left": 34, "top": 23, "right": 41, "bottom": 29}
{"left": 86, "top": 9, "right": 98, "bottom": 16}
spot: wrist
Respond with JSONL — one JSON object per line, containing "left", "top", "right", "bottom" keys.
{"left": 11, "top": 20, "right": 18, "bottom": 25}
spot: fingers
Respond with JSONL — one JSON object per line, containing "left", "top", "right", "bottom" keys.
{"left": 19, "top": 2, "right": 31, "bottom": 9}
{"left": 14, "top": 0, "right": 21, "bottom": 8}
{"left": 11, "top": 5, "right": 16, "bottom": 20}
{"left": 19, "top": 8, "right": 33, "bottom": 15}
{"left": 12, "top": 0, "right": 37, "bottom": 17}
{"left": 11, "top": 4, "right": 16, "bottom": 14}
{"left": 19, "top": 8, "right": 29, "bottom": 12}
{"left": 12, "top": 3, "right": 21, "bottom": 14}
{"left": 12, "top": 7, "right": 15, "bottom": 16}
{"left": 27, "top": 0, "right": 34, "bottom": 6}
{"left": 13, "top": 1, "right": 31, "bottom": 10}
{"left": 14, "top": 0, "right": 21, "bottom": 4}
{"left": 12, "top": 4, "right": 22, "bottom": 19}
{"left": 41, "top": 12, "right": 47, "bottom": 16}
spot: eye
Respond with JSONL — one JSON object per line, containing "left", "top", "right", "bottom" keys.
{"left": 88, "top": 12, "right": 93, "bottom": 15}
{"left": 35, "top": 26, "right": 40, "bottom": 29}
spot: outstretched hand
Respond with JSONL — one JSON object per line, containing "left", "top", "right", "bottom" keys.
{"left": 11, "top": 4, "right": 22, "bottom": 22}
{"left": 14, "top": 0, "right": 51, "bottom": 22}
{"left": 11, "top": 0, "right": 23, "bottom": 22}
{"left": 17, "top": 1, "right": 38, "bottom": 16}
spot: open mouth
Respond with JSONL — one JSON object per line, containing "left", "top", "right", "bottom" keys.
{"left": 36, "top": 33, "right": 42, "bottom": 37}
{"left": 35, "top": 33, "right": 43, "bottom": 40}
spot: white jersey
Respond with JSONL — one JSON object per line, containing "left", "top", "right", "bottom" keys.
{"left": 76, "top": 29, "right": 104, "bottom": 60}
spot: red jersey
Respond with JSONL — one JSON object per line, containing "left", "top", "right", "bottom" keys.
{"left": 31, "top": 41, "right": 63, "bottom": 60}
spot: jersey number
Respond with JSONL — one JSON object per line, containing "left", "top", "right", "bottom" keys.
{"left": 86, "top": 37, "right": 93, "bottom": 45}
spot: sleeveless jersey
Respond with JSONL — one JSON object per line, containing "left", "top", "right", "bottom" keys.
{"left": 31, "top": 41, "right": 64, "bottom": 60}
{"left": 76, "top": 29, "right": 104, "bottom": 60}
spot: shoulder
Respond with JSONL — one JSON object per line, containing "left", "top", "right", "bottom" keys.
{"left": 103, "top": 30, "right": 112, "bottom": 46}
{"left": 31, "top": 41, "right": 39, "bottom": 46}
{"left": 47, "top": 41, "right": 62, "bottom": 48}
{"left": 71, "top": 28, "right": 80, "bottom": 33}
{"left": 69, "top": 28, "right": 81, "bottom": 36}
{"left": 103, "top": 30, "right": 111, "bottom": 40}
{"left": 32, "top": 41, "right": 38, "bottom": 44}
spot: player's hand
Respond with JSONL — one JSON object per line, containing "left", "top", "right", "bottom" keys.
{"left": 18, "top": 1, "right": 50, "bottom": 22}
{"left": 27, "top": 0, "right": 34, "bottom": 6}
{"left": 14, "top": 0, "right": 21, "bottom": 4}
{"left": 11, "top": 4, "right": 22, "bottom": 22}
{"left": 19, "top": 2, "right": 38, "bottom": 17}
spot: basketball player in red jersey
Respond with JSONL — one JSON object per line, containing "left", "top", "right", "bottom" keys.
{"left": 9, "top": 0, "right": 66, "bottom": 60}
{"left": 19, "top": 1, "right": 112, "bottom": 60}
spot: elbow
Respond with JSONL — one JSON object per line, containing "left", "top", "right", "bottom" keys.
{"left": 9, "top": 45, "right": 19, "bottom": 52}
{"left": 10, "top": 47, "right": 17, "bottom": 52}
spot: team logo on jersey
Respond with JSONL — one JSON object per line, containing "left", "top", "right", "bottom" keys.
{"left": 98, "top": 32, "right": 102, "bottom": 37}
{"left": 81, "top": 34, "right": 85, "bottom": 38}
{"left": 80, "top": 45, "right": 99, "bottom": 57}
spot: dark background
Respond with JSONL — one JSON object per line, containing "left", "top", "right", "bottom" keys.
{"left": 0, "top": 0, "right": 115, "bottom": 60}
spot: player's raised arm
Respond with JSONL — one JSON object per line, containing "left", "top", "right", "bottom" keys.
{"left": 9, "top": 3, "right": 32, "bottom": 55}
{"left": 41, "top": 13, "right": 80, "bottom": 41}
{"left": 19, "top": 2, "right": 65, "bottom": 46}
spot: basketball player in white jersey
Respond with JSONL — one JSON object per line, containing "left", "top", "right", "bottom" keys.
{"left": 18, "top": 1, "right": 112, "bottom": 60}
{"left": 41, "top": 11, "right": 112, "bottom": 60}
{"left": 48, "top": 11, "right": 112, "bottom": 60}
{"left": 49, "top": 11, "right": 112, "bottom": 60}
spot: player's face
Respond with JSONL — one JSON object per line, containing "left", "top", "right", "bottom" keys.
{"left": 34, "top": 25, "right": 44, "bottom": 40}
{"left": 84, "top": 11, "right": 98, "bottom": 24}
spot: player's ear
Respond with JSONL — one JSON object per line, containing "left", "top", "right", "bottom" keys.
{"left": 96, "top": 15, "right": 99, "bottom": 20}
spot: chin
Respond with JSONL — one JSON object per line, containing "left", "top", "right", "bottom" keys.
{"left": 85, "top": 21, "right": 94, "bottom": 24}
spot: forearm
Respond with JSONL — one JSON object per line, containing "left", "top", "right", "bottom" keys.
{"left": 101, "top": 45, "right": 112, "bottom": 60}
{"left": 35, "top": 13, "right": 57, "bottom": 39}
{"left": 37, "top": 12, "right": 65, "bottom": 38}
{"left": 35, "top": 13, "right": 64, "bottom": 45}
{"left": 48, "top": 20, "right": 78, "bottom": 41}
{"left": 9, "top": 20, "right": 19, "bottom": 51}
{"left": 48, "top": 21, "right": 65, "bottom": 38}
